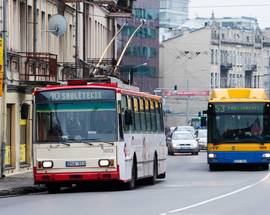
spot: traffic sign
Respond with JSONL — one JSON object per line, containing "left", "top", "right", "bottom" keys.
{"left": 164, "top": 90, "right": 209, "bottom": 97}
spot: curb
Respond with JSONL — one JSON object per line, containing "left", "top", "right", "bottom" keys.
{"left": 0, "top": 186, "right": 47, "bottom": 197}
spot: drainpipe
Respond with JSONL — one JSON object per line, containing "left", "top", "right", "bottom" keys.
{"left": 1, "top": 0, "right": 8, "bottom": 177}
{"left": 75, "top": 1, "right": 79, "bottom": 76}
{"left": 33, "top": 0, "right": 37, "bottom": 52}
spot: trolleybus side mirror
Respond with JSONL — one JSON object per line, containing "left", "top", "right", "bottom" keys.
{"left": 124, "top": 109, "right": 133, "bottom": 125}
{"left": 21, "top": 103, "right": 30, "bottom": 120}
{"left": 201, "top": 116, "right": 207, "bottom": 127}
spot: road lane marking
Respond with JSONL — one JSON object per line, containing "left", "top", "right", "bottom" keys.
{"left": 160, "top": 172, "right": 270, "bottom": 215}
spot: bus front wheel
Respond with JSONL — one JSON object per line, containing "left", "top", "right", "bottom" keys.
{"left": 260, "top": 164, "right": 269, "bottom": 170}
{"left": 209, "top": 164, "right": 219, "bottom": 171}
{"left": 149, "top": 155, "right": 158, "bottom": 185}
{"left": 125, "top": 158, "right": 137, "bottom": 190}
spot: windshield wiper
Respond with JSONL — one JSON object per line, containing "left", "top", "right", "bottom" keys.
{"left": 58, "top": 139, "right": 71, "bottom": 146}
{"left": 88, "top": 138, "right": 114, "bottom": 146}
{"left": 58, "top": 137, "right": 70, "bottom": 146}
{"left": 78, "top": 140, "right": 94, "bottom": 146}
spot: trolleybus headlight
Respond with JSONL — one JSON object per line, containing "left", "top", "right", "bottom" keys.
{"left": 208, "top": 153, "right": 216, "bottom": 158}
{"left": 42, "top": 161, "right": 54, "bottom": 168}
{"left": 98, "top": 159, "right": 110, "bottom": 167}
{"left": 262, "top": 153, "right": 270, "bottom": 158}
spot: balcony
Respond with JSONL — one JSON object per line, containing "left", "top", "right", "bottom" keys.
{"left": 93, "top": 0, "right": 117, "bottom": 5}
{"left": 59, "top": 58, "right": 116, "bottom": 81}
{"left": 244, "top": 64, "right": 257, "bottom": 71}
{"left": 220, "top": 63, "right": 233, "bottom": 71}
{"left": 7, "top": 52, "right": 58, "bottom": 84}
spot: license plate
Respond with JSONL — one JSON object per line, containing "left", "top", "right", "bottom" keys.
{"left": 66, "top": 161, "right": 86, "bottom": 167}
{"left": 181, "top": 146, "right": 190, "bottom": 149}
{"left": 233, "top": 159, "right": 247, "bottom": 163}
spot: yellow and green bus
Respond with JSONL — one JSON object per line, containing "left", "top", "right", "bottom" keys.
{"left": 207, "top": 88, "right": 270, "bottom": 171}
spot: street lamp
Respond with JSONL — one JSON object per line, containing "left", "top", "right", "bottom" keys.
{"left": 129, "top": 62, "right": 147, "bottom": 85}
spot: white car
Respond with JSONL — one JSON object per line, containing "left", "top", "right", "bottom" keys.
{"left": 196, "top": 129, "right": 207, "bottom": 150}
{"left": 174, "top": 126, "right": 195, "bottom": 135}
{"left": 168, "top": 131, "right": 199, "bottom": 155}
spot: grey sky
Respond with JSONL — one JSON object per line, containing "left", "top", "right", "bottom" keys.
{"left": 189, "top": 0, "right": 270, "bottom": 28}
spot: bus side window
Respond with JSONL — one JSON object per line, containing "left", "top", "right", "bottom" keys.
{"left": 150, "top": 99, "right": 157, "bottom": 132}
{"left": 130, "top": 97, "right": 136, "bottom": 132}
{"left": 159, "top": 102, "right": 165, "bottom": 131}
{"left": 118, "top": 101, "right": 124, "bottom": 139}
{"left": 134, "top": 97, "right": 141, "bottom": 132}
{"left": 122, "top": 96, "right": 132, "bottom": 131}
{"left": 155, "top": 100, "right": 161, "bottom": 132}
{"left": 145, "top": 99, "right": 151, "bottom": 132}
{"left": 121, "top": 95, "right": 129, "bottom": 131}
{"left": 140, "top": 98, "right": 146, "bottom": 132}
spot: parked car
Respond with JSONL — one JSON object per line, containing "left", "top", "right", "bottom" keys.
{"left": 174, "top": 126, "right": 196, "bottom": 135}
{"left": 195, "top": 129, "right": 207, "bottom": 150}
{"left": 168, "top": 131, "right": 199, "bottom": 155}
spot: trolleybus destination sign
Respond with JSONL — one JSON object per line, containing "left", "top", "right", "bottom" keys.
{"left": 36, "top": 89, "right": 115, "bottom": 102}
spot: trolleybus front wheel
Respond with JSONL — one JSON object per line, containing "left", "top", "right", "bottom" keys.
{"left": 47, "top": 184, "right": 61, "bottom": 194}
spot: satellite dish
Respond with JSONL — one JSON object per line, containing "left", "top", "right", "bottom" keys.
{"left": 48, "top": 14, "right": 67, "bottom": 37}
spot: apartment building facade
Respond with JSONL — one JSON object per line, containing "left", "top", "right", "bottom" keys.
{"left": 160, "top": 17, "right": 267, "bottom": 126}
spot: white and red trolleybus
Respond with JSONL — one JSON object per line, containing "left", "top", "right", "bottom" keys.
{"left": 33, "top": 80, "right": 167, "bottom": 192}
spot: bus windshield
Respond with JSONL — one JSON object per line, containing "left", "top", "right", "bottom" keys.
{"left": 208, "top": 103, "right": 270, "bottom": 144}
{"left": 35, "top": 89, "right": 117, "bottom": 143}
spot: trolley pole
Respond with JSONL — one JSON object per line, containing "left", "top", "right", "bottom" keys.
{"left": 113, "top": 19, "right": 145, "bottom": 76}
{"left": 1, "top": 0, "right": 8, "bottom": 177}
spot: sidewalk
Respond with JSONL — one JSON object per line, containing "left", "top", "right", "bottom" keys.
{"left": 0, "top": 171, "right": 46, "bottom": 197}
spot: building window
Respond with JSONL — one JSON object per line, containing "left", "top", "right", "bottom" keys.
{"left": 211, "top": 73, "right": 214, "bottom": 87}
{"left": 211, "top": 49, "right": 214, "bottom": 64}
{"left": 215, "top": 50, "right": 218, "bottom": 64}
{"left": 240, "top": 74, "right": 242, "bottom": 87}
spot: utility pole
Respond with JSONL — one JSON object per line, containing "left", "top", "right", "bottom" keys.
{"left": 1, "top": 0, "right": 8, "bottom": 177}
{"left": 185, "top": 79, "right": 189, "bottom": 124}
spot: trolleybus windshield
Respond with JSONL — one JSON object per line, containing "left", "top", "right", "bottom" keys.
{"left": 208, "top": 103, "right": 270, "bottom": 144}
{"left": 35, "top": 89, "right": 117, "bottom": 143}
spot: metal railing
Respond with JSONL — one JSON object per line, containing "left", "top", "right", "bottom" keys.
{"left": 8, "top": 52, "right": 58, "bottom": 83}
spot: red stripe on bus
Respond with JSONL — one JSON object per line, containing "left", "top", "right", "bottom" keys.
{"left": 33, "top": 165, "right": 120, "bottom": 184}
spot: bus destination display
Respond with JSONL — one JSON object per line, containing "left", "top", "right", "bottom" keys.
{"left": 214, "top": 103, "right": 265, "bottom": 113}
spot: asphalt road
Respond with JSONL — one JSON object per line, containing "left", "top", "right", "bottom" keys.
{"left": 0, "top": 151, "right": 270, "bottom": 215}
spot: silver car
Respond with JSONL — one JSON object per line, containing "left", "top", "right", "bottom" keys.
{"left": 196, "top": 129, "right": 207, "bottom": 150}
{"left": 168, "top": 131, "right": 199, "bottom": 155}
